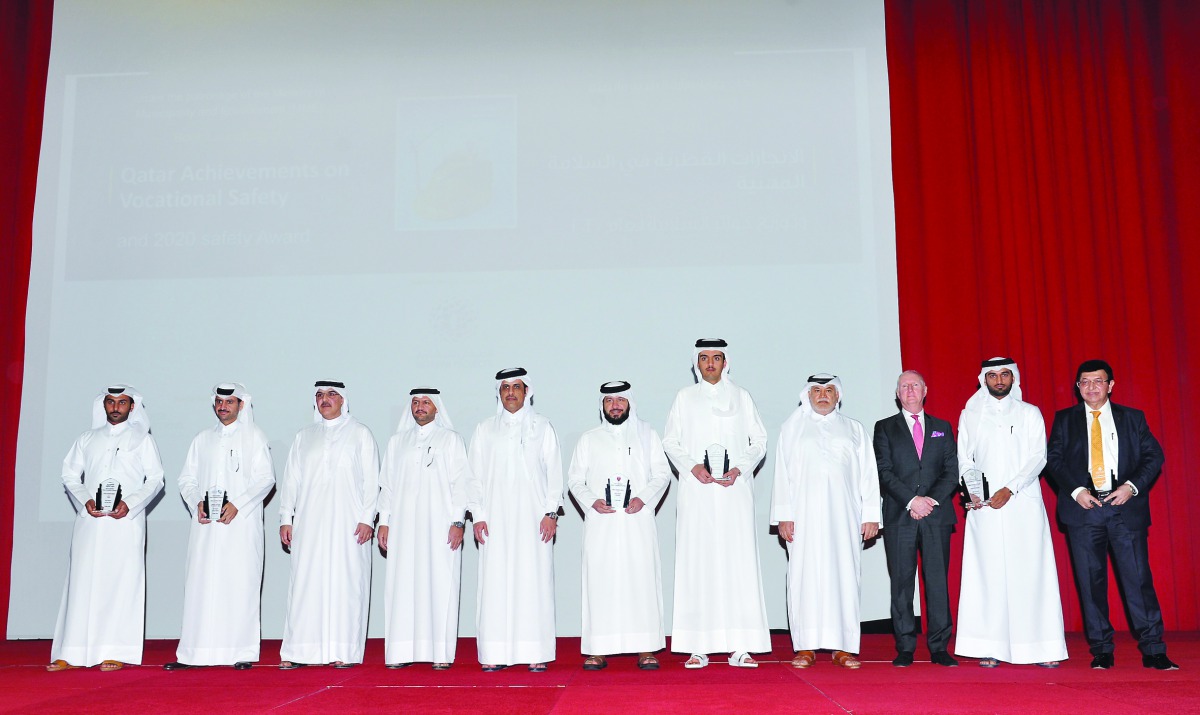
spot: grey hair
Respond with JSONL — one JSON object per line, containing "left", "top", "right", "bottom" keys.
{"left": 896, "top": 370, "right": 926, "bottom": 391}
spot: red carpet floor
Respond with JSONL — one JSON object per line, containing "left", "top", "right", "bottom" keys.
{"left": 4, "top": 633, "right": 1199, "bottom": 714}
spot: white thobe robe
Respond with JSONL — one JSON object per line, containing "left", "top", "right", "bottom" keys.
{"left": 52, "top": 422, "right": 165, "bottom": 666}
{"left": 956, "top": 397, "right": 1067, "bottom": 664}
{"left": 279, "top": 413, "right": 379, "bottom": 664}
{"left": 378, "top": 422, "right": 470, "bottom": 664}
{"left": 662, "top": 379, "right": 770, "bottom": 655}
{"left": 567, "top": 420, "right": 671, "bottom": 655}
{"left": 176, "top": 421, "right": 275, "bottom": 665}
{"left": 466, "top": 406, "right": 562, "bottom": 665}
{"left": 769, "top": 409, "right": 881, "bottom": 653}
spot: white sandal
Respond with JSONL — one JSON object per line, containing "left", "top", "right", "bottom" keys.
{"left": 684, "top": 653, "right": 709, "bottom": 669}
{"left": 728, "top": 651, "right": 758, "bottom": 668}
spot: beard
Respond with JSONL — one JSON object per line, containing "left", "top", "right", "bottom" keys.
{"left": 603, "top": 410, "right": 630, "bottom": 425}
{"left": 987, "top": 383, "right": 1012, "bottom": 398}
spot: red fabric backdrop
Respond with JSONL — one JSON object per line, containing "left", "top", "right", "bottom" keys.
{"left": 886, "top": 0, "right": 1200, "bottom": 631}
{"left": 1, "top": 1, "right": 54, "bottom": 633}
{"left": 2, "top": 1, "right": 1198, "bottom": 636}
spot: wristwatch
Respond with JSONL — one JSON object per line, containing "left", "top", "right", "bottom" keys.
{"left": 451, "top": 521, "right": 465, "bottom": 529}
{"left": 544, "top": 512, "right": 559, "bottom": 521}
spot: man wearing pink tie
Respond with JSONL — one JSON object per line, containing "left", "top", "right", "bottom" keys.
{"left": 873, "top": 371, "right": 960, "bottom": 668}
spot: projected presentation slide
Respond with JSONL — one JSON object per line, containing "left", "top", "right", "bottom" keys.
{"left": 14, "top": 0, "right": 901, "bottom": 640}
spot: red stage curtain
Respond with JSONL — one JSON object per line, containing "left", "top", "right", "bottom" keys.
{"left": 1, "top": 1, "right": 54, "bottom": 630}
{"left": 886, "top": 0, "right": 1200, "bottom": 631}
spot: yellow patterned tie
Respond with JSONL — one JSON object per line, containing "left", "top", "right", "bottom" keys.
{"left": 1090, "top": 410, "right": 1105, "bottom": 489}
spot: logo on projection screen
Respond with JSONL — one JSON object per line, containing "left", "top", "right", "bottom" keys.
{"left": 395, "top": 96, "right": 518, "bottom": 232}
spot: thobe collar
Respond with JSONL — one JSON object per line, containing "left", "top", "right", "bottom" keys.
{"left": 500, "top": 404, "right": 530, "bottom": 424}
{"left": 107, "top": 420, "right": 131, "bottom": 436}
{"left": 602, "top": 418, "right": 635, "bottom": 440}
{"left": 985, "top": 394, "right": 1014, "bottom": 412}
{"left": 699, "top": 377, "right": 737, "bottom": 416}
{"left": 806, "top": 408, "right": 839, "bottom": 423}
{"left": 218, "top": 420, "right": 241, "bottom": 436}
{"left": 320, "top": 411, "right": 351, "bottom": 429}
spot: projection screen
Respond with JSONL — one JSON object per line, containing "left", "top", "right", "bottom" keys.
{"left": 12, "top": 0, "right": 901, "bottom": 641}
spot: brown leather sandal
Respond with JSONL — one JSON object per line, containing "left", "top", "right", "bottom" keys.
{"left": 637, "top": 653, "right": 660, "bottom": 670}
{"left": 582, "top": 655, "right": 607, "bottom": 671}
{"left": 46, "top": 660, "right": 78, "bottom": 672}
{"left": 791, "top": 651, "right": 815, "bottom": 668}
{"left": 832, "top": 651, "right": 862, "bottom": 669}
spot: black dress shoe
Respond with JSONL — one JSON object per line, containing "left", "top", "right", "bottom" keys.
{"left": 931, "top": 651, "right": 959, "bottom": 667}
{"left": 232, "top": 662, "right": 253, "bottom": 671}
{"left": 1091, "top": 653, "right": 1114, "bottom": 669}
{"left": 1143, "top": 653, "right": 1180, "bottom": 671}
{"left": 163, "top": 661, "right": 194, "bottom": 671}
{"left": 892, "top": 652, "right": 914, "bottom": 667}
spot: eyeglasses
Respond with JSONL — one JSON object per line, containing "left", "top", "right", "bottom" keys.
{"left": 1076, "top": 379, "right": 1111, "bottom": 389}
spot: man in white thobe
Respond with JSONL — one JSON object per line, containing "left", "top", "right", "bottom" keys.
{"left": 166, "top": 383, "right": 275, "bottom": 671}
{"left": 49, "top": 385, "right": 165, "bottom": 672}
{"left": 378, "top": 387, "right": 470, "bottom": 670}
{"left": 278, "top": 381, "right": 379, "bottom": 669}
{"left": 567, "top": 381, "right": 671, "bottom": 671}
{"left": 662, "top": 339, "right": 770, "bottom": 669}
{"left": 956, "top": 358, "right": 1067, "bottom": 667}
{"left": 769, "top": 374, "right": 881, "bottom": 670}
{"left": 467, "top": 367, "right": 563, "bottom": 672}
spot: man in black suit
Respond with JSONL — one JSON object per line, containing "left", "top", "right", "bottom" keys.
{"left": 1046, "top": 359, "right": 1178, "bottom": 670}
{"left": 873, "top": 370, "right": 960, "bottom": 667}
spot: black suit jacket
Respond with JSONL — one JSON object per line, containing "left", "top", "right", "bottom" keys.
{"left": 873, "top": 412, "right": 960, "bottom": 528}
{"left": 1046, "top": 401, "right": 1164, "bottom": 530}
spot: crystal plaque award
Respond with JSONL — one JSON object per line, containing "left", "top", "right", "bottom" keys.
{"left": 705, "top": 443, "right": 731, "bottom": 481}
{"left": 95, "top": 478, "right": 122, "bottom": 514}
{"left": 959, "top": 468, "right": 991, "bottom": 508}
{"left": 606, "top": 474, "right": 631, "bottom": 509}
{"left": 1087, "top": 469, "right": 1114, "bottom": 506}
{"left": 204, "top": 488, "right": 229, "bottom": 521}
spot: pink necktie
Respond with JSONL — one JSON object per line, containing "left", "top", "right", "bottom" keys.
{"left": 912, "top": 414, "right": 924, "bottom": 459}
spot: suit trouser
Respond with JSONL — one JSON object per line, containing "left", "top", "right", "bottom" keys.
{"left": 1065, "top": 509, "right": 1165, "bottom": 656}
{"left": 883, "top": 519, "right": 953, "bottom": 654}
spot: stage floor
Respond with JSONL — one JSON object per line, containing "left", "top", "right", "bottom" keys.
{"left": 5, "top": 633, "right": 1199, "bottom": 714}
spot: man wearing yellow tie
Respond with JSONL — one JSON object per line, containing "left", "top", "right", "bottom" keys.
{"left": 1047, "top": 359, "right": 1177, "bottom": 671}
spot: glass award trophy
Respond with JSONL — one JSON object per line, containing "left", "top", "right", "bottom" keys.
{"left": 705, "top": 443, "right": 731, "bottom": 481}
{"left": 1087, "top": 469, "right": 1114, "bottom": 506}
{"left": 606, "top": 474, "right": 631, "bottom": 509}
{"left": 959, "top": 468, "right": 991, "bottom": 509}
{"left": 204, "top": 488, "right": 229, "bottom": 521}
{"left": 95, "top": 478, "right": 122, "bottom": 514}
